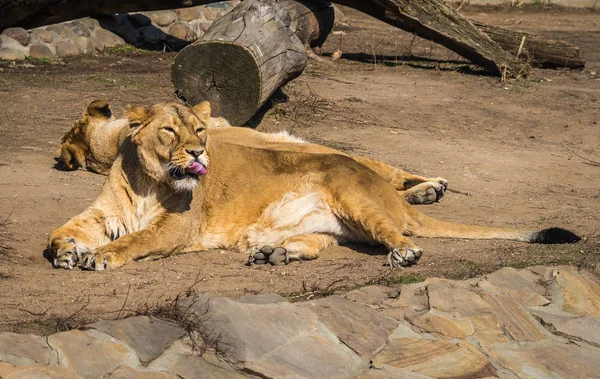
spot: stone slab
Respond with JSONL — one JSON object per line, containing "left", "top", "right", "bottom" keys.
{"left": 48, "top": 329, "right": 138, "bottom": 378}
{"left": 373, "top": 337, "right": 496, "bottom": 378}
{"left": 86, "top": 316, "right": 186, "bottom": 365}
{"left": 299, "top": 295, "right": 398, "bottom": 358}
{"left": 0, "top": 332, "right": 55, "bottom": 366}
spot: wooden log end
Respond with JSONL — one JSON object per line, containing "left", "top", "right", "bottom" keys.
{"left": 172, "top": 42, "right": 261, "bottom": 126}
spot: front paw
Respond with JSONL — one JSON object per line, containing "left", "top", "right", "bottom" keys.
{"left": 81, "top": 251, "right": 124, "bottom": 271}
{"left": 387, "top": 247, "right": 422, "bottom": 268}
{"left": 50, "top": 237, "right": 82, "bottom": 270}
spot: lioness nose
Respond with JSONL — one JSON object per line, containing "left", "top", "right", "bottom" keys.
{"left": 186, "top": 148, "right": 204, "bottom": 157}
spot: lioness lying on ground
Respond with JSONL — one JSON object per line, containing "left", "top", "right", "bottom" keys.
{"left": 49, "top": 102, "right": 580, "bottom": 270}
{"left": 58, "top": 100, "right": 449, "bottom": 205}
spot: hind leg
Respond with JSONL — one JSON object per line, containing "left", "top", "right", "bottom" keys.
{"left": 335, "top": 191, "right": 423, "bottom": 267}
{"left": 248, "top": 233, "right": 337, "bottom": 266}
{"left": 352, "top": 157, "right": 447, "bottom": 204}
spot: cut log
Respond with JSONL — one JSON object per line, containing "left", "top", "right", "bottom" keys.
{"left": 171, "top": 0, "right": 333, "bottom": 126}
{"left": 472, "top": 21, "right": 585, "bottom": 69}
{"left": 331, "top": 0, "right": 529, "bottom": 78}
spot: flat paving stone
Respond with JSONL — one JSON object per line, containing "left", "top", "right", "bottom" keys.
{"left": 148, "top": 340, "right": 244, "bottom": 379}
{"left": 102, "top": 365, "right": 177, "bottom": 378}
{"left": 0, "top": 332, "right": 55, "bottom": 366}
{"left": 48, "top": 329, "right": 138, "bottom": 378}
{"left": 184, "top": 294, "right": 366, "bottom": 377}
{"left": 86, "top": 316, "right": 186, "bottom": 365}
{"left": 0, "top": 361, "right": 80, "bottom": 379}
{"left": 553, "top": 266, "right": 600, "bottom": 317}
{"left": 373, "top": 337, "right": 496, "bottom": 378}
{"left": 531, "top": 308, "right": 600, "bottom": 347}
{"left": 299, "top": 295, "right": 398, "bottom": 358}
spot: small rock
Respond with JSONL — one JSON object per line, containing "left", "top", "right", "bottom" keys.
{"left": 55, "top": 41, "right": 80, "bottom": 57}
{"left": 0, "top": 332, "right": 55, "bottom": 366}
{"left": 168, "top": 22, "right": 193, "bottom": 41}
{"left": 30, "top": 29, "right": 55, "bottom": 43}
{"left": 149, "top": 11, "right": 177, "bottom": 27}
{"left": 46, "top": 24, "right": 75, "bottom": 40}
{"left": 176, "top": 8, "right": 201, "bottom": 22}
{"left": 1, "top": 27, "right": 30, "bottom": 46}
{"left": 75, "top": 36, "right": 94, "bottom": 54}
{"left": 128, "top": 13, "right": 152, "bottom": 28}
{"left": 28, "top": 44, "right": 55, "bottom": 60}
{"left": 92, "top": 29, "right": 126, "bottom": 51}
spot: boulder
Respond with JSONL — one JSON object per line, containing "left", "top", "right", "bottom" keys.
{"left": 176, "top": 8, "right": 201, "bottom": 22}
{"left": 55, "top": 41, "right": 80, "bottom": 57}
{"left": 30, "top": 29, "right": 55, "bottom": 43}
{"left": 46, "top": 24, "right": 75, "bottom": 40}
{"left": 28, "top": 44, "right": 55, "bottom": 60}
{"left": 1, "top": 28, "right": 30, "bottom": 46}
{"left": 149, "top": 11, "right": 177, "bottom": 27}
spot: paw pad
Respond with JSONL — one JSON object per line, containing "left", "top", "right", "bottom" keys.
{"left": 248, "top": 246, "right": 289, "bottom": 266}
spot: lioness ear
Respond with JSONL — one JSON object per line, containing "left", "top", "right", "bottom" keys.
{"left": 192, "top": 101, "right": 211, "bottom": 121}
{"left": 126, "top": 105, "right": 148, "bottom": 128}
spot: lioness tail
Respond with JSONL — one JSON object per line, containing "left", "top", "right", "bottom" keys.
{"left": 408, "top": 210, "right": 580, "bottom": 244}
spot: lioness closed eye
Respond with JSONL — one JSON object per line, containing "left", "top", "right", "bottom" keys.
{"left": 48, "top": 102, "right": 580, "bottom": 271}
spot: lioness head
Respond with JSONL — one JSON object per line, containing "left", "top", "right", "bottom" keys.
{"left": 58, "top": 99, "right": 113, "bottom": 170}
{"left": 126, "top": 102, "right": 212, "bottom": 192}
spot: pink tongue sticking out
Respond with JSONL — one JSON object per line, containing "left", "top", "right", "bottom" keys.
{"left": 187, "top": 162, "right": 207, "bottom": 176}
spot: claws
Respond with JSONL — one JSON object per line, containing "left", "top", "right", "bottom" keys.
{"left": 387, "top": 247, "right": 422, "bottom": 268}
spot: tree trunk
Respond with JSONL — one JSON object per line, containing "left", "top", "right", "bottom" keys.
{"left": 171, "top": 0, "right": 333, "bottom": 126}
{"left": 472, "top": 21, "right": 584, "bottom": 69}
{"left": 1, "top": 0, "right": 584, "bottom": 75}
{"left": 332, "top": 0, "right": 529, "bottom": 78}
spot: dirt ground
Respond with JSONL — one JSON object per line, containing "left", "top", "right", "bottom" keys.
{"left": 0, "top": 6, "right": 599, "bottom": 334}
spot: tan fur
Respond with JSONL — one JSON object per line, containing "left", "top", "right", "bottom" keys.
{"left": 49, "top": 102, "right": 579, "bottom": 270}
{"left": 58, "top": 101, "right": 448, "bottom": 204}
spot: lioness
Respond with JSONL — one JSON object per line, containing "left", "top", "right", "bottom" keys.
{"left": 58, "top": 100, "right": 449, "bottom": 205}
{"left": 48, "top": 102, "right": 580, "bottom": 270}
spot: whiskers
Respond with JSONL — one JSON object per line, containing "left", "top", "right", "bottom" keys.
{"left": 164, "top": 162, "right": 185, "bottom": 179}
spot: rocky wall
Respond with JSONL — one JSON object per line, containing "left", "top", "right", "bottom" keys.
{"left": 0, "top": 2, "right": 239, "bottom": 61}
